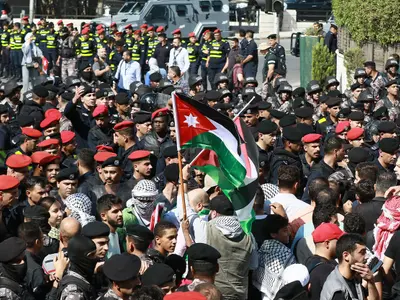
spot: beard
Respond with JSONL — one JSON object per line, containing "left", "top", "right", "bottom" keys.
{"left": 108, "top": 218, "right": 123, "bottom": 229}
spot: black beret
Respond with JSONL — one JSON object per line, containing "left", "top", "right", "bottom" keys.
{"left": 44, "top": 84, "right": 60, "bottom": 94}
{"left": 270, "top": 109, "right": 286, "bottom": 120}
{"left": 149, "top": 72, "right": 163, "bottom": 82}
{"left": 18, "top": 115, "right": 34, "bottom": 127}
{"left": 95, "top": 89, "right": 108, "bottom": 98}
{"left": 326, "top": 90, "right": 345, "bottom": 98}
{"left": 80, "top": 84, "right": 94, "bottom": 96}
{"left": 33, "top": 85, "right": 49, "bottom": 98}
{"left": 348, "top": 147, "right": 370, "bottom": 164}
{"left": 205, "top": 90, "right": 222, "bottom": 101}
{"left": 103, "top": 253, "right": 141, "bottom": 282}
{"left": 283, "top": 126, "right": 302, "bottom": 143}
{"left": 133, "top": 112, "right": 151, "bottom": 124}
{"left": 79, "top": 62, "right": 91, "bottom": 72}
{"left": 242, "top": 104, "right": 258, "bottom": 115}
{"left": 0, "top": 104, "right": 8, "bottom": 115}
{"left": 0, "top": 237, "right": 26, "bottom": 263}
{"left": 62, "top": 92, "right": 75, "bottom": 101}
{"left": 373, "top": 107, "right": 388, "bottom": 119}
{"left": 279, "top": 114, "right": 296, "bottom": 127}
{"left": 115, "top": 92, "right": 129, "bottom": 105}
{"left": 125, "top": 224, "right": 154, "bottom": 241}
{"left": 257, "top": 120, "right": 278, "bottom": 134}
{"left": 379, "top": 138, "right": 399, "bottom": 154}
{"left": 82, "top": 221, "right": 110, "bottom": 238}
{"left": 164, "top": 163, "right": 179, "bottom": 183}
{"left": 141, "top": 263, "right": 176, "bottom": 287}
{"left": 56, "top": 167, "right": 79, "bottom": 181}
{"left": 296, "top": 123, "right": 315, "bottom": 136}
{"left": 358, "top": 91, "right": 374, "bottom": 102}
{"left": 292, "top": 87, "right": 305, "bottom": 98}
{"left": 187, "top": 243, "right": 221, "bottom": 263}
{"left": 163, "top": 145, "right": 178, "bottom": 158}
{"left": 295, "top": 107, "right": 313, "bottom": 119}
{"left": 101, "top": 156, "right": 121, "bottom": 168}
{"left": 337, "top": 108, "right": 351, "bottom": 119}
{"left": 292, "top": 97, "right": 305, "bottom": 110}
{"left": 319, "top": 94, "right": 329, "bottom": 104}
{"left": 24, "top": 205, "right": 50, "bottom": 220}
{"left": 326, "top": 97, "right": 341, "bottom": 108}
{"left": 193, "top": 92, "right": 205, "bottom": 103}
{"left": 258, "top": 102, "right": 272, "bottom": 110}
{"left": 267, "top": 34, "right": 277, "bottom": 39}
{"left": 210, "top": 195, "right": 234, "bottom": 216}
{"left": 348, "top": 111, "right": 364, "bottom": 121}
{"left": 214, "top": 103, "right": 234, "bottom": 112}
{"left": 350, "top": 82, "right": 361, "bottom": 91}
{"left": 378, "top": 121, "right": 396, "bottom": 134}
{"left": 385, "top": 79, "right": 398, "bottom": 88}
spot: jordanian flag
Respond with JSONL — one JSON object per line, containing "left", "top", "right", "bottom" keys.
{"left": 172, "top": 92, "right": 246, "bottom": 188}
{"left": 172, "top": 93, "right": 259, "bottom": 233}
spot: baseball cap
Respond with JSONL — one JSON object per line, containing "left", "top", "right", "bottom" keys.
{"left": 312, "top": 223, "right": 344, "bottom": 243}
{"left": 203, "top": 174, "right": 217, "bottom": 192}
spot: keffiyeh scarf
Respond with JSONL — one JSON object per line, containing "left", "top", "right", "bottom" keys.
{"left": 65, "top": 193, "right": 96, "bottom": 226}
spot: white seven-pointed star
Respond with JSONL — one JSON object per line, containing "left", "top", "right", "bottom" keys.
{"left": 184, "top": 113, "right": 200, "bottom": 128}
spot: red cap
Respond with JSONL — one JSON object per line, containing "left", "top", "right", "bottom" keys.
{"left": 113, "top": 120, "right": 134, "bottom": 131}
{"left": 21, "top": 127, "right": 42, "bottom": 139}
{"left": 188, "top": 32, "right": 196, "bottom": 38}
{"left": 96, "top": 145, "right": 114, "bottom": 152}
{"left": 140, "top": 24, "right": 148, "bottom": 29}
{"left": 156, "top": 26, "right": 164, "bottom": 33}
{"left": 147, "top": 26, "right": 154, "bottom": 32}
{"left": 1, "top": 11, "right": 6, "bottom": 15}
{"left": 37, "top": 138, "right": 59, "bottom": 148}
{"left": 0, "top": 175, "right": 20, "bottom": 190}
{"left": 172, "top": 28, "right": 181, "bottom": 35}
{"left": 302, "top": 133, "right": 322, "bottom": 144}
{"left": 214, "top": 29, "right": 221, "bottom": 33}
{"left": 6, "top": 154, "right": 32, "bottom": 169}
{"left": 31, "top": 151, "right": 59, "bottom": 165}
{"left": 22, "top": 16, "right": 29, "bottom": 21}
{"left": 312, "top": 223, "right": 344, "bottom": 243}
{"left": 134, "top": 29, "right": 141, "bottom": 35}
{"left": 97, "top": 29, "right": 105, "bottom": 35}
{"left": 57, "top": 20, "right": 63, "bottom": 25}
{"left": 125, "top": 24, "right": 133, "bottom": 30}
{"left": 94, "top": 151, "right": 117, "bottom": 163}
{"left": 37, "top": 21, "right": 42, "bottom": 26}
{"left": 151, "top": 108, "right": 169, "bottom": 120}
{"left": 96, "top": 24, "right": 103, "bottom": 30}
{"left": 346, "top": 128, "right": 364, "bottom": 141}
{"left": 110, "top": 22, "right": 117, "bottom": 27}
{"left": 335, "top": 121, "right": 350, "bottom": 134}
{"left": 164, "top": 292, "right": 206, "bottom": 300}
{"left": 93, "top": 105, "right": 109, "bottom": 118}
{"left": 203, "top": 30, "right": 210, "bottom": 36}
{"left": 45, "top": 108, "right": 62, "bottom": 121}
{"left": 128, "top": 150, "right": 151, "bottom": 161}
{"left": 81, "top": 28, "right": 90, "bottom": 35}
{"left": 66, "top": 23, "right": 73, "bottom": 27}
{"left": 61, "top": 131, "right": 76, "bottom": 144}
{"left": 40, "top": 116, "right": 59, "bottom": 129}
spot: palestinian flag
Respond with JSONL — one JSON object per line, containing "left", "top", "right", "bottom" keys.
{"left": 172, "top": 92, "right": 246, "bottom": 188}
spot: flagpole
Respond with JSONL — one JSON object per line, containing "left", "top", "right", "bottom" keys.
{"left": 171, "top": 92, "right": 188, "bottom": 220}
{"left": 188, "top": 96, "right": 256, "bottom": 168}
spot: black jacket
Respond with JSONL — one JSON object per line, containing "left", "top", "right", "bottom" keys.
{"left": 64, "top": 102, "right": 94, "bottom": 149}
{"left": 19, "top": 101, "right": 44, "bottom": 129}
{"left": 269, "top": 149, "right": 303, "bottom": 185}
{"left": 353, "top": 197, "right": 386, "bottom": 232}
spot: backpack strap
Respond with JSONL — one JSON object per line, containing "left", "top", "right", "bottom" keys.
{"left": 0, "top": 276, "right": 23, "bottom": 296}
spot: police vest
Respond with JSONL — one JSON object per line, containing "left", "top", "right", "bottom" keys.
{"left": 38, "top": 28, "right": 50, "bottom": 44}
{"left": 0, "top": 30, "right": 10, "bottom": 47}
{"left": 209, "top": 39, "right": 226, "bottom": 60}
{"left": 108, "top": 50, "right": 122, "bottom": 72}
{"left": 187, "top": 42, "right": 200, "bottom": 63}
{"left": 11, "top": 32, "right": 24, "bottom": 50}
{"left": 46, "top": 34, "right": 57, "bottom": 49}
{"left": 132, "top": 40, "right": 144, "bottom": 61}
{"left": 146, "top": 37, "right": 158, "bottom": 58}
{"left": 80, "top": 41, "right": 94, "bottom": 57}
{"left": 95, "top": 37, "right": 108, "bottom": 49}
{"left": 201, "top": 40, "right": 211, "bottom": 61}
{"left": 125, "top": 34, "right": 134, "bottom": 51}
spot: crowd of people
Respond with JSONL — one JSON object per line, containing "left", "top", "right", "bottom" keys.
{"left": 0, "top": 14, "right": 400, "bottom": 300}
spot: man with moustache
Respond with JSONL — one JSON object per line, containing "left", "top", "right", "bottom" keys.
{"left": 300, "top": 134, "right": 322, "bottom": 179}
{"left": 54, "top": 168, "right": 78, "bottom": 207}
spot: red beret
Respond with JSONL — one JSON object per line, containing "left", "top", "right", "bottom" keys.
{"left": 40, "top": 116, "right": 59, "bottom": 129}
{"left": 31, "top": 151, "right": 59, "bottom": 165}
{"left": 37, "top": 138, "right": 60, "bottom": 148}
{"left": 164, "top": 292, "right": 206, "bottom": 300}
{"left": 115, "top": 31, "right": 123, "bottom": 36}
{"left": 302, "top": 133, "right": 322, "bottom": 144}
{"left": 57, "top": 20, "right": 63, "bottom": 25}
{"left": 140, "top": 24, "right": 148, "bottom": 29}
{"left": 66, "top": 23, "right": 73, "bottom": 27}
{"left": 156, "top": 26, "right": 164, "bottom": 33}
{"left": 97, "top": 29, "right": 105, "bottom": 35}
{"left": 151, "top": 108, "right": 169, "bottom": 120}
{"left": 96, "top": 24, "right": 103, "bottom": 30}
{"left": 37, "top": 21, "right": 42, "bottom": 26}
{"left": 346, "top": 128, "right": 364, "bottom": 141}
{"left": 203, "top": 30, "right": 210, "bottom": 36}
{"left": 93, "top": 105, "right": 109, "bottom": 118}
{"left": 188, "top": 32, "right": 196, "bottom": 38}
{"left": 134, "top": 29, "right": 141, "bottom": 35}
{"left": 214, "top": 29, "right": 221, "bottom": 33}
{"left": 6, "top": 154, "right": 32, "bottom": 169}
{"left": 0, "top": 175, "right": 20, "bottom": 191}
{"left": 45, "top": 109, "right": 62, "bottom": 121}
{"left": 81, "top": 28, "right": 90, "bottom": 35}
{"left": 147, "top": 26, "right": 154, "bottom": 32}
{"left": 113, "top": 120, "right": 134, "bottom": 131}
{"left": 61, "top": 131, "right": 76, "bottom": 144}
{"left": 83, "top": 23, "right": 90, "bottom": 28}
{"left": 22, "top": 16, "right": 29, "bottom": 21}
{"left": 172, "top": 28, "right": 181, "bottom": 35}
{"left": 335, "top": 121, "right": 350, "bottom": 134}
{"left": 128, "top": 150, "right": 151, "bottom": 161}
{"left": 94, "top": 151, "right": 117, "bottom": 163}
{"left": 96, "top": 145, "right": 114, "bottom": 152}
{"left": 21, "top": 127, "right": 42, "bottom": 139}
{"left": 125, "top": 24, "right": 133, "bottom": 30}
{"left": 110, "top": 22, "right": 117, "bottom": 27}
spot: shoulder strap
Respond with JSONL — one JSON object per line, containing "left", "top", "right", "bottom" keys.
{"left": 0, "top": 276, "right": 23, "bottom": 296}
{"left": 58, "top": 274, "right": 93, "bottom": 300}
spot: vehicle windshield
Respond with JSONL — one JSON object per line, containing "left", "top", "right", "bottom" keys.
{"left": 132, "top": 2, "right": 146, "bottom": 15}
{"left": 119, "top": 2, "right": 135, "bottom": 13}
{"left": 284, "top": 0, "right": 297, "bottom": 3}
{"left": 118, "top": 2, "right": 146, "bottom": 14}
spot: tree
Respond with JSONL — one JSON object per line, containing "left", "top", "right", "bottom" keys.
{"left": 312, "top": 40, "right": 336, "bottom": 85}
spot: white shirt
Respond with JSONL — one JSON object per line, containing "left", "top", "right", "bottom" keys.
{"left": 115, "top": 60, "right": 141, "bottom": 90}
{"left": 168, "top": 47, "right": 190, "bottom": 74}
{"left": 106, "top": 232, "right": 121, "bottom": 259}
{"left": 265, "top": 193, "right": 311, "bottom": 220}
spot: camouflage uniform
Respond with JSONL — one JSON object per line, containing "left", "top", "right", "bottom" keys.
{"left": 374, "top": 97, "right": 400, "bottom": 121}
{"left": 0, "top": 287, "right": 20, "bottom": 300}
{"left": 58, "top": 271, "right": 92, "bottom": 300}
{"left": 97, "top": 289, "right": 123, "bottom": 299}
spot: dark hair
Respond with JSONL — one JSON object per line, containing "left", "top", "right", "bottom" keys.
{"left": 253, "top": 186, "right": 265, "bottom": 212}
{"left": 132, "top": 286, "right": 164, "bottom": 300}
{"left": 315, "top": 188, "right": 337, "bottom": 207}
{"left": 169, "top": 66, "right": 181, "bottom": 77}
{"left": 164, "top": 163, "right": 179, "bottom": 183}
{"left": 154, "top": 221, "right": 177, "bottom": 238}
{"left": 263, "top": 214, "right": 288, "bottom": 240}
{"left": 123, "top": 50, "right": 132, "bottom": 57}
{"left": 77, "top": 148, "right": 95, "bottom": 171}
{"left": 238, "top": 29, "right": 246, "bottom": 37}
{"left": 277, "top": 165, "right": 300, "bottom": 189}
{"left": 97, "top": 194, "right": 122, "bottom": 214}
{"left": 127, "top": 234, "right": 152, "bottom": 253}
{"left": 39, "top": 196, "right": 58, "bottom": 211}
{"left": 309, "top": 177, "right": 329, "bottom": 202}
{"left": 246, "top": 30, "right": 254, "bottom": 38}
{"left": 194, "top": 283, "right": 223, "bottom": 300}
{"left": 232, "top": 38, "right": 239, "bottom": 43}
{"left": 376, "top": 171, "right": 397, "bottom": 194}
{"left": 390, "top": 53, "right": 400, "bottom": 63}
{"left": 355, "top": 162, "right": 378, "bottom": 182}
{"left": 173, "top": 37, "right": 181, "bottom": 43}
{"left": 324, "top": 136, "right": 344, "bottom": 154}
{"left": 118, "top": 127, "right": 135, "bottom": 140}
{"left": 336, "top": 233, "right": 365, "bottom": 263}
{"left": 312, "top": 204, "right": 337, "bottom": 227}
{"left": 25, "top": 176, "right": 47, "bottom": 191}
{"left": 18, "top": 222, "right": 42, "bottom": 248}
{"left": 344, "top": 213, "right": 366, "bottom": 235}
{"left": 355, "top": 179, "right": 375, "bottom": 203}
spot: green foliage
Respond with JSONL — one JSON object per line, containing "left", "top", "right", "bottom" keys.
{"left": 344, "top": 48, "right": 365, "bottom": 88}
{"left": 312, "top": 41, "right": 336, "bottom": 85}
{"left": 332, "top": 0, "right": 400, "bottom": 45}
{"left": 304, "top": 26, "right": 319, "bottom": 36}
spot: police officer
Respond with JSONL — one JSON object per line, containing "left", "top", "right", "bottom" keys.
{"left": 200, "top": 30, "right": 213, "bottom": 90}
{"left": 256, "top": 120, "right": 277, "bottom": 164}
{"left": 368, "top": 121, "right": 397, "bottom": 158}
{"left": 132, "top": 30, "right": 146, "bottom": 68}
{"left": 260, "top": 43, "right": 278, "bottom": 83}
{"left": 60, "top": 131, "right": 78, "bottom": 168}
{"left": 171, "top": 28, "right": 186, "bottom": 47}
{"left": 300, "top": 133, "right": 322, "bottom": 179}
{"left": 37, "top": 20, "right": 49, "bottom": 57}
{"left": 21, "top": 16, "right": 31, "bottom": 32}
{"left": 0, "top": 21, "right": 11, "bottom": 79}
{"left": 95, "top": 28, "right": 109, "bottom": 52}
{"left": 9, "top": 127, "right": 42, "bottom": 156}
{"left": 269, "top": 82, "right": 293, "bottom": 114}
{"left": 124, "top": 24, "right": 134, "bottom": 51}
{"left": 374, "top": 138, "right": 398, "bottom": 172}
{"left": 99, "top": 253, "right": 141, "bottom": 299}
{"left": 267, "top": 33, "right": 286, "bottom": 76}
{"left": 375, "top": 80, "right": 400, "bottom": 121}
{"left": 306, "top": 80, "right": 323, "bottom": 109}
{"left": 242, "top": 30, "right": 258, "bottom": 78}
{"left": 45, "top": 23, "right": 58, "bottom": 72}
{"left": 58, "top": 27, "right": 76, "bottom": 81}
{"left": 10, "top": 23, "right": 25, "bottom": 81}
{"left": 145, "top": 26, "right": 158, "bottom": 64}
{"left": 88, "top": 104, "right": 113, "bottom": 149}
{"left": 241, "top": 105, "right": 259, "bottom": 128}
{"left": 206, "top": 29, "right": 230, "bottom": 90}
{"left": 153, "top": 145, "right": 178, "bottom": 192}
{"left": 125, "top": 223, "right": 155, "bottom": 267}
{"left": 108, "top": 40, "right": 124, "bottom": 77}
{"left": 187, "top": 32, "right": 200, "bottom": 76}
{"left": 141, "top": 263, "right": 176, "bottom": 293}
{"left": 75, "top": 27, "right": 96, "bottom": 71}
{"left": 316, "top": 97, "right": 341, "bottom": 136}
{"left": 384, "top": 58, "right": 400, "bottom": 83}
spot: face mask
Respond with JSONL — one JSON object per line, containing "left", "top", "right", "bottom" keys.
{"left": 81, "top": 71, "right": 93, "bottom": 82}
{"left": 133, "top": 198, "right": 154, "bottom": 220}
{"left": 2, "top": 259, "right": 27, "bottom": 282}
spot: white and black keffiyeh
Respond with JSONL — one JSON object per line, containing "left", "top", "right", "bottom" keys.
{"left": 261, "top": 183, "right": 279, "bottom": 200}
{"left": 212, "top": 216, "right": 243, "bottom": 239}
{"left": 65, "top": 193, "right": 96, "bottom": 226}
{"left": 126, "top": 180, "right": 159, "bottom": 222}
